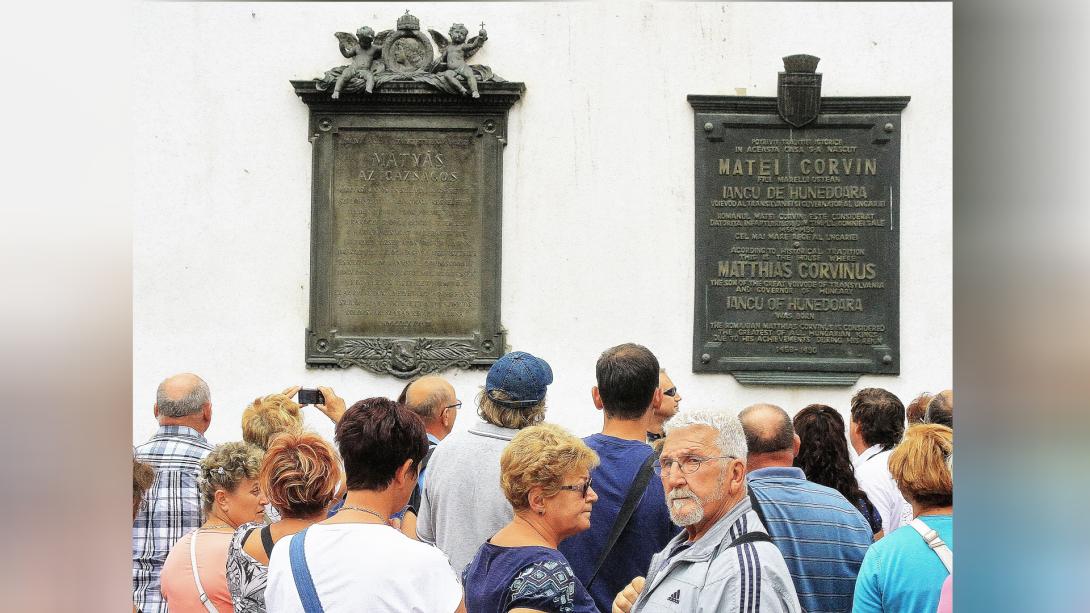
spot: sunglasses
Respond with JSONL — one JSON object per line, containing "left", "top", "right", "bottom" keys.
{"left": 557, "top": 477, "right": 593, "bottom": 499}
{"left": 663, "top": 387, "right": 678, "bottom": 397}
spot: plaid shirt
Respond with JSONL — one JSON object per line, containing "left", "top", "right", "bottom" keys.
{"left": 132, "top": 425, "right": 213, "bottom": 613}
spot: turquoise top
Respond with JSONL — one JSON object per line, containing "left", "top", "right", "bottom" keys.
{"left": 853, "top": 514, "right": 953, "bottom": 613}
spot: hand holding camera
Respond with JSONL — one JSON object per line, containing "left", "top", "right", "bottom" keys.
{"left": 291, "top": 386, "right": 347, "bottom": 424}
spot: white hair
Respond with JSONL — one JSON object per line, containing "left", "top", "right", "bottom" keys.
{"left": 664, "top": 408, "right": 748, "bottom": 460}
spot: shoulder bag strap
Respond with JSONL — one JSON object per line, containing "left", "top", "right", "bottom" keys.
{"left": 289, "top": 527, "right": 325, "bottom": 613}
{"left": 586, "top": 450, "right": 659, "bottom": 588}
{"left": 407, "top": 445, "right": 438, "bottom": 513}
{"left": 260, "top": 524, "right": 275, "bottom": 557}
{"left": 727, "top": 531, "right": 773, "bottom": 548}
{"left": 188, "top": 530, "right": 221, "bottom": 613}
{"left": 747, "top": 486, "right": 771, "bottom": 533}
{"left": 909, "top": 519, "right": 953, "bottom": 573}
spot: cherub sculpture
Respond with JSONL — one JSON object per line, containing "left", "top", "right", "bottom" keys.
{"left": 428, "top": 23, "right": 488, "bottom": 98}
{"left": 331, "top": 26, "right": 384, "bottom": 98}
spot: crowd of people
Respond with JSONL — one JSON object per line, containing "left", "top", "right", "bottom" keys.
{"left": 132, "top": 344, "right": 954, "bottom": 613}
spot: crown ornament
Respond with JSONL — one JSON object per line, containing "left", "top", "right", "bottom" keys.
{"left": 397, "top": 10, "right": 420, "bottom": 31}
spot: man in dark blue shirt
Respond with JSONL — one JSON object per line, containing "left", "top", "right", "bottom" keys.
{"left": 740, "top": 403, "right": 872, "bottom": 613}
{"left": 558, "top": 343, "right": 679, "bottom": 612}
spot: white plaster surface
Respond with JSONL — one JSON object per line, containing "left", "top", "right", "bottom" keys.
{"left": 133, "top": 2, "right": 952, "bottom": 446}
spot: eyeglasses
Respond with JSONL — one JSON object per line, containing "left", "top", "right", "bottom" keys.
{"left": 654, "top": 454, "right": 735, "bottom": 477}
{"left": 556, "top": 477, "right": 593, "bottom": 499}
{"left": 663, "top": 387, "right": 678, "bottom": 398}
{"left": 444, "top": 401, "right": 462, "bottom": 411}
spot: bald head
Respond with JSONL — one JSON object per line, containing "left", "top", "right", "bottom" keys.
{"left": 738, "top": 404, "right": 797, "bottom": 466}
{"left": 403, "top": 375, "right": 458, "bottom": 439}
{"left": 155, "top": 373, "right": 210, "bottom": 418}
{"left": 926, "top": 389, "right": 953, "bottom": 428}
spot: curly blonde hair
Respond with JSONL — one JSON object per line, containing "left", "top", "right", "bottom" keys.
{"left": 242, "top": 393, "right": 303, "bottom": 450}
{"left": 477, "top": 389, "right": 546, "bottom": 430}
{"left": 500, "top": 423, "right": 599, "bottom": 512}
{"left": 199, "top": 441, "right": 264, "bottom": 512}
{"left": 889, "top": 423, "right": 953, "bottom": 508}
{"left": 261, "top": 431, "right": 343, "bottom": 519}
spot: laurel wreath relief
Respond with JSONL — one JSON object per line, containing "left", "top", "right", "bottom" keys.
{"left": 333, "top": 338, "right": 478, "bottom": 378}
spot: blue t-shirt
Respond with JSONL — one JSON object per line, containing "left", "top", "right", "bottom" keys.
{"left": 748, "top": 466, "right": 873, "bottom": 613}
{"left": 463, "top": 543, "right": 599, "bottom": 613}
{"left": 557, "top": 434, "right": 678, "bottom": 613}
{"left": 853, "top": 514, "right": 953, "bottom": 613}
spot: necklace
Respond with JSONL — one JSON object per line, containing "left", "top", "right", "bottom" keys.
{"left": 337, "top": 505, "right": 387, "bottom": 523}
{"left": 201, "top": 523, "right": 231, "bottom": 531}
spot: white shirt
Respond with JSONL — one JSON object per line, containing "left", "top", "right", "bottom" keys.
{"left": 265, "top": 523, "right": 463, "bottom": 613}
{"left": 853, "top": 444, "right": 914, "bottom": 533}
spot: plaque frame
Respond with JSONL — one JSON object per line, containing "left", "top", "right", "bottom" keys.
{"left": 293, "top": 80, "right": 525, "bottom": 378}
{"left": 688, "top": 94, "right": 910, "bottom": 386}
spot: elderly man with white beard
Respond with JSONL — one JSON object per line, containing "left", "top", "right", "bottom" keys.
{"left": 611, "top": 409, "right": 802, "bottom": 613}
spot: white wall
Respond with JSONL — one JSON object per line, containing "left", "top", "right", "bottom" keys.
{"left": 133, "top": 2, "right": 952, "bottom": 446}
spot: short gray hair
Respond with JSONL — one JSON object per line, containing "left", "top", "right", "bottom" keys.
{"left": 476, "top": 389, "right": 545, "bottom": 430}
{"left": 156, "top": 375, "right": 210, "bottom": 417}
{"left": 664, "top": 408, "right": 748, "bottom": 460}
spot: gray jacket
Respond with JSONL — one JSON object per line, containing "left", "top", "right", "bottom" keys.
{"left": 416, "top": 420, "right": 517, "bottom": 579}
{"left": 633, "top": 497, "right": 802, "bottom": 613}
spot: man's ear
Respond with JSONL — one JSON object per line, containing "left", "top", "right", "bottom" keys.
{"left": 202, "top": 403, "right": 212, "bottom": 425}
{"left": 730, "top": 460, "right": 747, "bottom": 495}
{"left": 650, "top": 387, "right": 663, "bottom": 411}
{"left": 591, "top": 387, "right": 604, "bottom": 411}
{"left": 153, "top": 403, "right": 160, "bottom": 419}
{"left": 792, "top": 433, "right": 801, "bottom": 458}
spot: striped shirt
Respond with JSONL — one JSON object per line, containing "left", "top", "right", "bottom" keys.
{"left": 132, "top": 425, "right": 213, "bottom": 613}
{"left": 748, "top": 466, "right": 872, "bottom": 613}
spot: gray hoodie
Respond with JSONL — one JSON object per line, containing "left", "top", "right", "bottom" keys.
{"left": 633, "top": 496, "right": 802, "bottom": 613}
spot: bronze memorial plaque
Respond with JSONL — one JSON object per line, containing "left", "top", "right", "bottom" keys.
{"left": 689, "top": 55, "right": 909, "bottom": 385}
{"left": 293, "top": 11, "right": 524, "bottom": 378}
{"left": 330, "top": 128, "right": 483, "bottom": 337}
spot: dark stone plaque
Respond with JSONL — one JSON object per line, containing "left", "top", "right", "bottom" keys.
{"left": 689, "top": 56, "right": 909, "bottom": 385}
{"left": 293, "top": 80, "right": 524, "bottom": 377}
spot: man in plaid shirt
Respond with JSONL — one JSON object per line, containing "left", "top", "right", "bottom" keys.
{"left": 132, "top": 373, "right": 214, "bottom": 613}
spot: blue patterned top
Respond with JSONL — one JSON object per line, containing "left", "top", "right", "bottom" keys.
{"left": 463, "top": 543, "right": 600, "bottom": 613}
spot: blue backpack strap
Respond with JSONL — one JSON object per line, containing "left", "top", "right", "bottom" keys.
{"left": 289, "top": 527, "right": 324, "bottom": 613}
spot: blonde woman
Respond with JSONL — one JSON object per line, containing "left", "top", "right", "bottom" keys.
{"left": 463, "top": 423, "right": 601, "bottom": 613}
{"left": 853, "top": 424, "right": 953, "bottom": 613}
{"left": 161, "top": 442, "right": 266, "bottom": 613}
{"left": 241, "top": 386, "right": 347, "bottom": 523}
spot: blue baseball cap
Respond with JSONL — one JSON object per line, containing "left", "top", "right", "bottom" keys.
{"left": 485, "top": 351, "right": 553, "bottom": 408}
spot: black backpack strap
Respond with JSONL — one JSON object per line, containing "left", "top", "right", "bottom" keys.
{"left": 586, "top": 450, "right": 659, "bottom": 588}
{"left": 747, "top": 486, "right": 771, "bottom": 531}
{"left": 418, "top": 444, "right": 437, "bottom": 474}
{"left": 728, "top": 531, "right": 773, "bottom": 548}
{"left": 407, "top": 444, "right": 438, "bottom": 514}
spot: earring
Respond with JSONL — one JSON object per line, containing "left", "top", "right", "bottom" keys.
{"left": 538, "top": 509, "right": 545, "bottom": 516}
